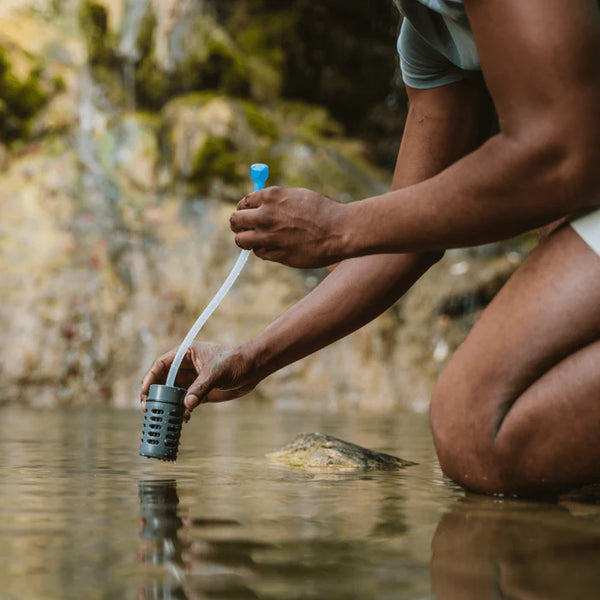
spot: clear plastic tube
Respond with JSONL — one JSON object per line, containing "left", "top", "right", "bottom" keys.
{"left": 166, "top": 248, "right": 250, "bottom": 387}
{"left": 165, "top": 163, "right": 269, "bottom": 389}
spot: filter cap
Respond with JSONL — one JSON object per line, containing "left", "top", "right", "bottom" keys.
{"left": 148, "top": 384, "right": 186, "bottom": 405}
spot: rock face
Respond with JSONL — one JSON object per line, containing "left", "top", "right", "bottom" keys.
{"left": 267, "top": 432, "right": 416, "bottom": 471}
{"left": 0, "top": 0, "right": 532, "bottom": 411}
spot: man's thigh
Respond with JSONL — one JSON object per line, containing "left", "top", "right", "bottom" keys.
{"left": 431, "top": 224, "right": 600, "bottom": 493}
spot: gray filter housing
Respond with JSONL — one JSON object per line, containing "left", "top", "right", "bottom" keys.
{"left": 140, "top": 384, "right": 186, "bottom": 461}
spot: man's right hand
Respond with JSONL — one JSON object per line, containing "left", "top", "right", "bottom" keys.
{"left": 140, "top": 342, "right": 260, "bottom": 421}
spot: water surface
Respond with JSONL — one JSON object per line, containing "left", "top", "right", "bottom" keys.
{"left": 0, "top": 404, "right": 599, "bottom": 599}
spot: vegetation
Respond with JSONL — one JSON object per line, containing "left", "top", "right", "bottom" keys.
{"left": 240, "top": 101, "right": 278, "bottom": 140}
{"left": 78, "top": 0, "right": 115, "bottom": 66}
{"left": 75, "top": 0, "right": 402, "bottom": 167}
{"left": 0, "top": 47, "right": 47, "bottom": 142}
{"left": 190, "top": 135, "right": 238, "bottom": 184}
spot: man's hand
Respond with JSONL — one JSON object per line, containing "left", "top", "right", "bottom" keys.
{"left": 140, "top": 342, "right": 259, "bottom": 421}
{"left": 229, "top": 186, "right": 349, "bottom": 268}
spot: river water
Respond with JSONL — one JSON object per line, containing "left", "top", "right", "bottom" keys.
{"left": 1, "top": 403, "right": 599, "bottom": 599}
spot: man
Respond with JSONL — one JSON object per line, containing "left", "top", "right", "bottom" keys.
{"left": 142, "top": 0, "right": 600, "bottom": 496}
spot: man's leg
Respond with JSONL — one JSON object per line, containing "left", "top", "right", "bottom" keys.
{"left": 431, "top": 224, "right": 600, "bottom": 495}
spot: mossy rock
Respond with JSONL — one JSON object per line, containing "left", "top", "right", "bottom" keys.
{"left": 267, "top": 432, "right": 416, "bottom": 471}
{"left": 203, "top": 37, "right": 251, "bottom": 97}
{"left": 168, "top": 36, "right": 251, "bottom": 100}
{"left": 98, "top": 112, "right": 162, "bottom": 191}
{"left": 133, "top": 11, "right": 257, "bottom": 110}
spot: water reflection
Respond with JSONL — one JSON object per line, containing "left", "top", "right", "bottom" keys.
{"left": 135, "top": 475, "right": 423, "bottom": 600}
{"left": 139, "top": 480, "right": 183, "bottom": 563}
{"left": 137, "top": 478, "right": 259, "bottom": 600}
{"left": 431, "top": 495, "right": 600, "bottom": 600}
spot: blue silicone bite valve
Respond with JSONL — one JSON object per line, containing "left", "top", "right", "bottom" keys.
{"left": 251, "top": 163, "right": 269, "bottom": 191}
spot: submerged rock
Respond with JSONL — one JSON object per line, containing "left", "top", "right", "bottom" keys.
{"left": 267, "top": 432, "right": 416, "bottom": 471}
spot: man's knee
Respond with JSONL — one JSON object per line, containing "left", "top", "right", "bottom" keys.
{"left": 430, "top": 356, "right": 517, "bottom": 495}
{"left": 430, "top": 364, "right": 484, "bottom": 491}
{"left": 430, "top": 364, "right": 562, "bottom": 496}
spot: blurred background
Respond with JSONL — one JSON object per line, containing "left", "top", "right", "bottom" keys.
{"left": 0, "top": 0, "right": 533, "bottom": 411}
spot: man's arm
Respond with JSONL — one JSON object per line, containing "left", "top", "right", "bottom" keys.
{"left": 238, "top": 81, "right": 494, "bottom": 386}
{"left": 143, "top": 79, "right": 494, "bottom": 410}
{"left": 231, "top": 0, "right": 600, "bottom": 266}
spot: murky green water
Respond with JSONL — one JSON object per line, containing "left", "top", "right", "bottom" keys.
{"left": 1, "top": 404, "right": 599, "bottom": 599}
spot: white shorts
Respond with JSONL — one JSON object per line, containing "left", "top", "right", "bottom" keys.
{"left": 570, "top": 207, "right": 600, "bottom": 256}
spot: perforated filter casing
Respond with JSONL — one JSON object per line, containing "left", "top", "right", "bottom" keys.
{"left": 140, "top": 384, "right": 186, "bottom": 461}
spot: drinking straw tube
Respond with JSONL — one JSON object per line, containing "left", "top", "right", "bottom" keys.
{"left": 165, "top": 163, "right": 269, "bottom": 387}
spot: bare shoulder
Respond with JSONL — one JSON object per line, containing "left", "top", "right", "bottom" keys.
{"left": 464, "top": 0, "right": 600, "bottom": 123}
{"left": 464, "top": 0, "right": 600, "bottom": 196}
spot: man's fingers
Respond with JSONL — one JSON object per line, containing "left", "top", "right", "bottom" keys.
{"left": 140, "top": 356, "right": 170, "bottom": 402}
{"left": 229, "top": 207, "right": 268, "bottom": 233}
{"left": 205, "top": 383, "right": 256, "bottom": 403}
{"left": 234, "top": 230, "right": 273, "bottom": 250}
{"left": 182, "top": 383, "right": 236, "bottom": 420}
{"left": 236, "top": 192, "right": 259, "bottom": 210}
{"left": 236, "top": 187, "right": 281, "bottom": 210}
{"left": 254, "top": 247, "right": 287, "bottom": 264}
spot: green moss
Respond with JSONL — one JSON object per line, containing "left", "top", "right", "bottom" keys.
{"left": 0, "top": 46, "right": 48, "bottom": 142}
{"left": 136, "top": 7, "right": 156, "bottom": 60}
{"left": 273, "top": 100, "right": 343, "bottom": 144}
{"left": 167, "top": 91, "right": 221, "bottom": 107}
{"left": 0, "top": 97, "right": 23, "bottom": 140}
{"left": 52, "top": 75, "right": 67, "bottom": 93}
{"left": 172, "top": 54, "right": 203, "bottom": 94}
{"left": 210, "top": 41, "right": 250, "bottom": 97}
{"left": 78, "top": 0, "right": 114, "bottom": 65}
{"left": 172, "top": 38, "right": 251, "bottom": 100}
{"left": 0, "top": 70, "right": 23, "bottom": 108}
{"left": 229, "top": 11, "right": 293, "bottom": 72}
{"left": 17, "top": 75, "right": 47, "bottom": 118}
{"left": 190, "top": 136, "right": 238, "bottom": 184}
{"left": 92, "top": 64, "right": 127, "bottom": 106}
{"left": 240, "top": 101, "right": 278, "bottom": 139}
{"left": 135, "top": 56, "right": 170, "bottom": 110}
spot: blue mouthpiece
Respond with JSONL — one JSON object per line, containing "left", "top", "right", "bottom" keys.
{"left": 250, "top": 163, "right": 269, "bottom": 191}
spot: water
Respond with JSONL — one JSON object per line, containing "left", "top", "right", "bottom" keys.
{"left": 1, "top": 404, "right": 599, "bottom": 599}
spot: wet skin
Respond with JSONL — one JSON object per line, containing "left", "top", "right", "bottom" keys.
{"left": 142, "top": 0, "right": 600, "bottom": 496}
